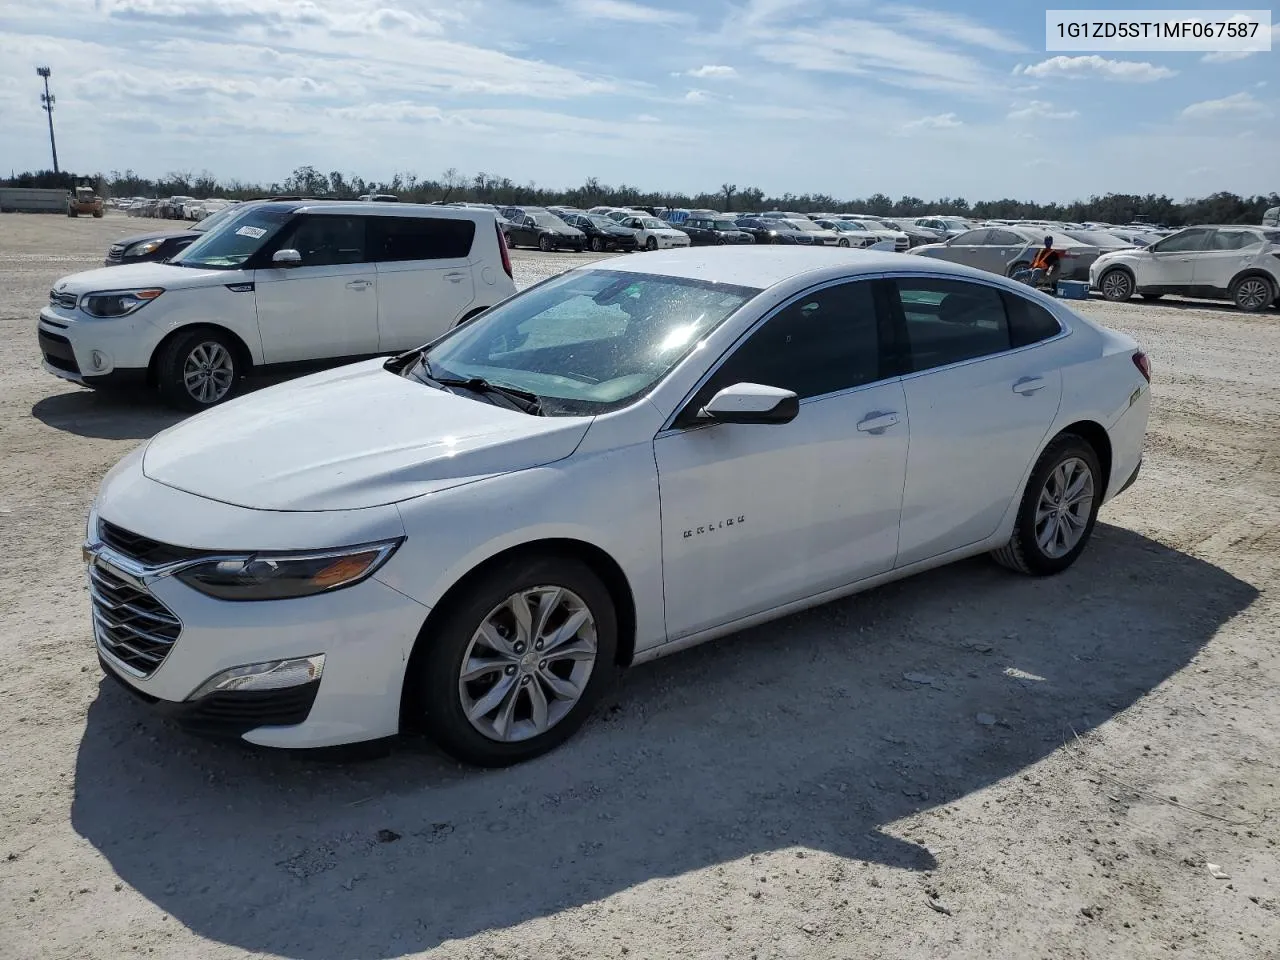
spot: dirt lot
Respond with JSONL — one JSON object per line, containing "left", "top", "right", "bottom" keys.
{"left": 1, "top": 213, "right": 1277, "bottom": 960}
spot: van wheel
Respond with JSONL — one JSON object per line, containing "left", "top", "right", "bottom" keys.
{"left": 155, "top": 328, "right": 241, "bottom": 411}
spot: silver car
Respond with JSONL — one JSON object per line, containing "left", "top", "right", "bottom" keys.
{"left": 909, "top": 226, "right": 1101, "bottom": 282}
{"left": 1090, "top": 225, "right": 1280, "bottom": 312}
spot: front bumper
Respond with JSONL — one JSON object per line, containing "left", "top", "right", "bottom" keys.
{"left": 38, "top": 306, "right": 158, "bottom": 384}
{"left": 656, "top": 237, "right": 691, "bottom": 249}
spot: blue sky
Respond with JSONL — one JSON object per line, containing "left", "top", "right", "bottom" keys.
{"left": 1, "top": 0, "right": 1275, "bottom": 201}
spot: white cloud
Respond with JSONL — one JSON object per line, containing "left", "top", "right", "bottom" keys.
{"left": 687, "top": 64, "right": 737, "bottom": 79}
{"left": 901, "top": 112, "right": 963, "bottom": 131}
{"left": 1007, "top": 100, "right": 1080, "bottom": 121}
{"left": 886, "top": 6, "right": 1026, "bottom": 53}
{"left": 563, "top": 0, "right": 689, "bottom": 25}
{"left": 1201, "top": 50, "right": 1253, "bottom": 63}
{"left": 684, "top": 89, "right": 710, "bottom": 103}
{"left": 1019, "top": 56, "right": 1175, "bottom": 82}
{"left": 635, "top": 113, "right": 661, "bottom": 122}
{"left": 1180, "top": 91, "right": 1271, "bottom": 121}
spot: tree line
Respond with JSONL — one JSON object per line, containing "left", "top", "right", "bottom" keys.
{"left": 4, "top": 166, "right": 1276, "bottom": 227}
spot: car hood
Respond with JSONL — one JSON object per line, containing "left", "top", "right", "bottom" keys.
{"left": 52, "top": 261, "right": 233, "bottom": 295}
{"left": 652, "top": 228, "right": 686, "bottom": 237}
{"left": 111, "top": 229, "right": 200, "bottom": 249}
{"left": 140, "top": 359, "right": 594, "bottom": 511}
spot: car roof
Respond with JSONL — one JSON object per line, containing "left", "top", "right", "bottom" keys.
{"left": 593, "top": 245, "right": 993, "bottom": 289}
{"left": 283, "top": 201, "right": 495, "bottom": 220}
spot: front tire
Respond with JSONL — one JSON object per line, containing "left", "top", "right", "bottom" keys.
{"left": 1100, "top": 268, "right": 1134, "bottom": 302}
{"left": 645, "top": 237, "right": 657, "bottom": 251}
{"left": 155, "top": 328, "right": 241, "bottom": 411}
{"left": 1231, "top": 275, "right": 1274, "bottom": 313}
{"left": 590, "top": 236, "right": 605, "bottom": 253}
{"left": 538, "top": 236, "right": 553, "bottom": 252}
{"left": 411, "top": 554, "right": 618, "bottom": 767}
{"left": 838, "top": 238, "right": 850, "bottom": 247}
{"left": 991, "top": 434, "right": 1103, "bottom": 576}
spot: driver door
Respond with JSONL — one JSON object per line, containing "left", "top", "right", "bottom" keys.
{"left": 1144, "top": 228, "right": 1211, "bottom": 288}
{"left": 654, "top": 279, "right": 908, "bottom": 639}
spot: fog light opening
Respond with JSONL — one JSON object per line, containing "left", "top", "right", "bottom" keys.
{"left": 187, "top": 654, "right": 325, "bottom": 701}
{"left": 90, "top": 350, "right": 106, "bottom": 371}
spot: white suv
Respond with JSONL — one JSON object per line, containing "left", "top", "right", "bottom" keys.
{"left": 38, "top": 201, "right": 516, "bottom": 408}
{"left": 1091, "top": 224, "right": 1280, "bottom": 312}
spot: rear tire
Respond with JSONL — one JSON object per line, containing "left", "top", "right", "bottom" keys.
{"left": 155, "top": 328, "right": 242, "bottom": 411}
{"left": 410, "top": 553, "right": 618, "bottom": 767}
{"left": 1100, "top": 268, "right": 1134, "bottom": 302}
{"left": 991, "top": 434, "right": 1103, "bottom": 577}
{"left": 1231, "top": 275, "right": 1274, "bottom": 313}
{"left": 1006, "top": 260, "right": 1031, "bottom": 278}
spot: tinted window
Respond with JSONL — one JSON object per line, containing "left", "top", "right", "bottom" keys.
{"left": 1210, "top": 230, "right": 1261, "bottom": 251}
{"left": 952, "top": 229, "right": 990, "bottom": 245}
{"left": 988, "top": 229, "right": 1026, "bottom": 245}
{"left": 892, "top": 278, "right": 1011, "bottom": 372}
{"left": 1152, "top": 228, "right": 1211, "bottom": 253}
{"left": 372, "top": 216, "right": 475, "bottom": 262}
{"left": 280, "top": 215, "right": 369, "bottom": 266}
{"left": 1003, "top": 292, "right": 1062, "bottom": 348}
{"left": 697, "top": 281, "right": 883, "bottom": 404}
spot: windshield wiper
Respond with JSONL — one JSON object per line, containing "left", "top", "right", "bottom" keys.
{"left": 413, "top": 356, "right": 543, "bottom": 415}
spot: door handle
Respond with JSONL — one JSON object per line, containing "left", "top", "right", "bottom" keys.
{"left": 856, "top": 411, "right": 900, "bottom": 434}
{"left": 346, "top": 279, "right": 373, "bottom": 290}
{"left": 1012, "top": 376, "right": 1046, "bottom": 395}
{"left": 443, "top": 272, "right": 466, "bottom": 283}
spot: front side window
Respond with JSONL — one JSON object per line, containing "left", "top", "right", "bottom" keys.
{"left": 372, "top": 216, "right": 475, "bottom": 262}
{"left": 277, "top": 215, "right": 369, "bottom": 267}
{"left": 1151, "top": 228, "right": 1211, "bottom": 254}
{"left": 172, "top": 205, "right": 294, "bottom": 269}
{"left": 892, "top": 277, "right": 1012, "bottom": 372}
{"left": 692, "top": 280, "right": 883, "bottom": 408}
{"left": 411, "top": 269, "right": 759, "bottom": 415}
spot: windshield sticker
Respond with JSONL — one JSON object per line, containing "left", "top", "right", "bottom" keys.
{"left": 235, "top": 225, "right": 267, "bottom": 239}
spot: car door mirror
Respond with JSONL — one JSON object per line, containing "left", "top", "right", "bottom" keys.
{"left": 698, "top": 383, "right": 799, "bottom": 425}
{"left": 272, "top": 248, "right": 302, "bottom": 266}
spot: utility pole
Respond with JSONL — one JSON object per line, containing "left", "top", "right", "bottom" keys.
{"left": 36, "top": 66, "right": 59, "bottom": 175}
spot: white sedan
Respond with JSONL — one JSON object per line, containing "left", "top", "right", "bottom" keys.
{"left": 616, "top": 215, "right": 692, "bottom": 251}
{"left": 86, "top": 248, "right": 1149, "bottom": 766}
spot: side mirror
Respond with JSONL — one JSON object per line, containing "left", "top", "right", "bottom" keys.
{"left": 698, "top": 383, "right": 799, "bottom": 425}
{"left": 272, "top": 248, "right": 302, "bottom": 266}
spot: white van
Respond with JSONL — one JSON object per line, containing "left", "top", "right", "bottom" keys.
{"left": 38, "top": 201, "right": 517, "bottom": 408}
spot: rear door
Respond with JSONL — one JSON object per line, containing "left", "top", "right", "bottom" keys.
{"left": 985, "top": 229, "right": 1030, "bottom": 274}
{"left": 887, "top": 276, "right": 1063, "bottom": 566}
{"left": 936, "top": 229, "right": 992, "bottom": 268}
{"left": 253, "top": 214, "right": 380, "bottom": 363}
{"left": 370, "top": 215, "right": 477, "bottom": 352}
{"left": 1192, "top": 228, "right": 1264, "bottom": 294}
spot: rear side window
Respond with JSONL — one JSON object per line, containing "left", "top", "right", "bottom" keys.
{"left": 1003, "top": 292, "right": 1062, "bottom": 347}
{"left": 951, "top": 229, "right": 990, "bottom": 245}
{"left": 892, "top": 278, "right": 1011, "bottom": 372}
{"left": 1210, "top": 230, "right": 1262, "bottom": 251}
{"left": 373, "top": 216, "right": 476, "bottom": 262}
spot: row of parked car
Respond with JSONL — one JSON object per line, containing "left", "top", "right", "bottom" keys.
{"left": 113, "top": 195, "right": 239, "bottom": 221}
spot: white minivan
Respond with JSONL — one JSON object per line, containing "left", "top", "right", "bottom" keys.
{"left": 38, "top": 201, "right": 517, "bottom": 408}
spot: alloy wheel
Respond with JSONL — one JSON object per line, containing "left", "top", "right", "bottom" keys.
{"left": 1101, "top": 270, "right": 1132, "bottom": 301}
{"left": 183, "top": 342, "right": 235, "bottom": 405}
{"left": 1235, "top": 278, "right": 1271, "bottom": 311}
{"left": 458, "top": 586, "right": 598, "bottom": 743}
{"left": 1035, "top": 457, "right": 1095, "bottom": 559}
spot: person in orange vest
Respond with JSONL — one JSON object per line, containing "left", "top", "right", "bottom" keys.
{"left": 1029, "top": 236, "right": 1063, "bottom": 288}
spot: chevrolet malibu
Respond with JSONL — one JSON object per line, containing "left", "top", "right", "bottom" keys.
{"left": 86, "top": 248, "right": 1150, "bottom": 766}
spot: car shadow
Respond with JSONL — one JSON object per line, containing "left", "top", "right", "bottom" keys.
{"left": 70, "top": 523, "right": 1256, "bottom": 958}
{"left": 1088, "top": 293, "right": 1274, "bottom": 315}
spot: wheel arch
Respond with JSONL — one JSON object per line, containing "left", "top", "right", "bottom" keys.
{"left": 1054, "top": 420, "right": 1113, "bottom": 501}
{"left": 398, "top": 537, "right": 639, "bottom": 730}
{"left": 147, "top": 323, "right": 255, "bottom": 386}
{"left": 1228, "top": 269, "right": 1277, "bottom": 299}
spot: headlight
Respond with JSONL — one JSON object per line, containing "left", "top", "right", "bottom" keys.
{"left": 80, "top": 288, "right": 164, "bottom": 318}
{"left": 124, "top": 239, "right": 164, "bottom": 257}
{"left": 175, "top": 539, "right": 402, "bottom": 601}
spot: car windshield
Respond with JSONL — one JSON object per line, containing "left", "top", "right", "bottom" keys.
{"left": 588, "top": 215, "right": 621, "bottom": 229}
{"left": 172, "top": 206, "right": 294, "bottom": 269}
{"left": 532, "top": 213, "right": 567, "bottom": 228}
{"left": 407, "top": 269, "right": 760, "bottom": 415}
{"left": 191, "top": 203, "right": 245, "bottom": 234}
{"left": 712, "top": 220, "right": 739, "bottom": 231}
{"left": 834, "top": 221, "right": 865, "bottom": 231}
{"left": 641, "top": 218, "right": 665, "bottom": 230}
{"left": 941, "top": 219, "right": 971, "bottom": 229}
{"left": 789, "top": 220, "right": 822, "bottom": 231}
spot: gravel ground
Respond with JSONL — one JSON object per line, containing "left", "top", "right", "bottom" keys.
{"left": 1, "top": 213, "right": 1278, "bottom": 960}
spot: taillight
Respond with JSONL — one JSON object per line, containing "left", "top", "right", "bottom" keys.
{"left": 497, "top": 222, "right": 513, "bottom": 280}
{"left": 1132, "top": 350, "right": 1151, "bottom": 382}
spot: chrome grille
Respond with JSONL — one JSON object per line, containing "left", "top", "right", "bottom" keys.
{"left": 90, "top": 562, "right": 181, "bottom": 677}
{"left": 48, "top": 290, "right": 77, "bottom": 310}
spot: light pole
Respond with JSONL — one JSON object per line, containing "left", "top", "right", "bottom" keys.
{"left": 36, "top": 66, "right": 59, "bottom": 175}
